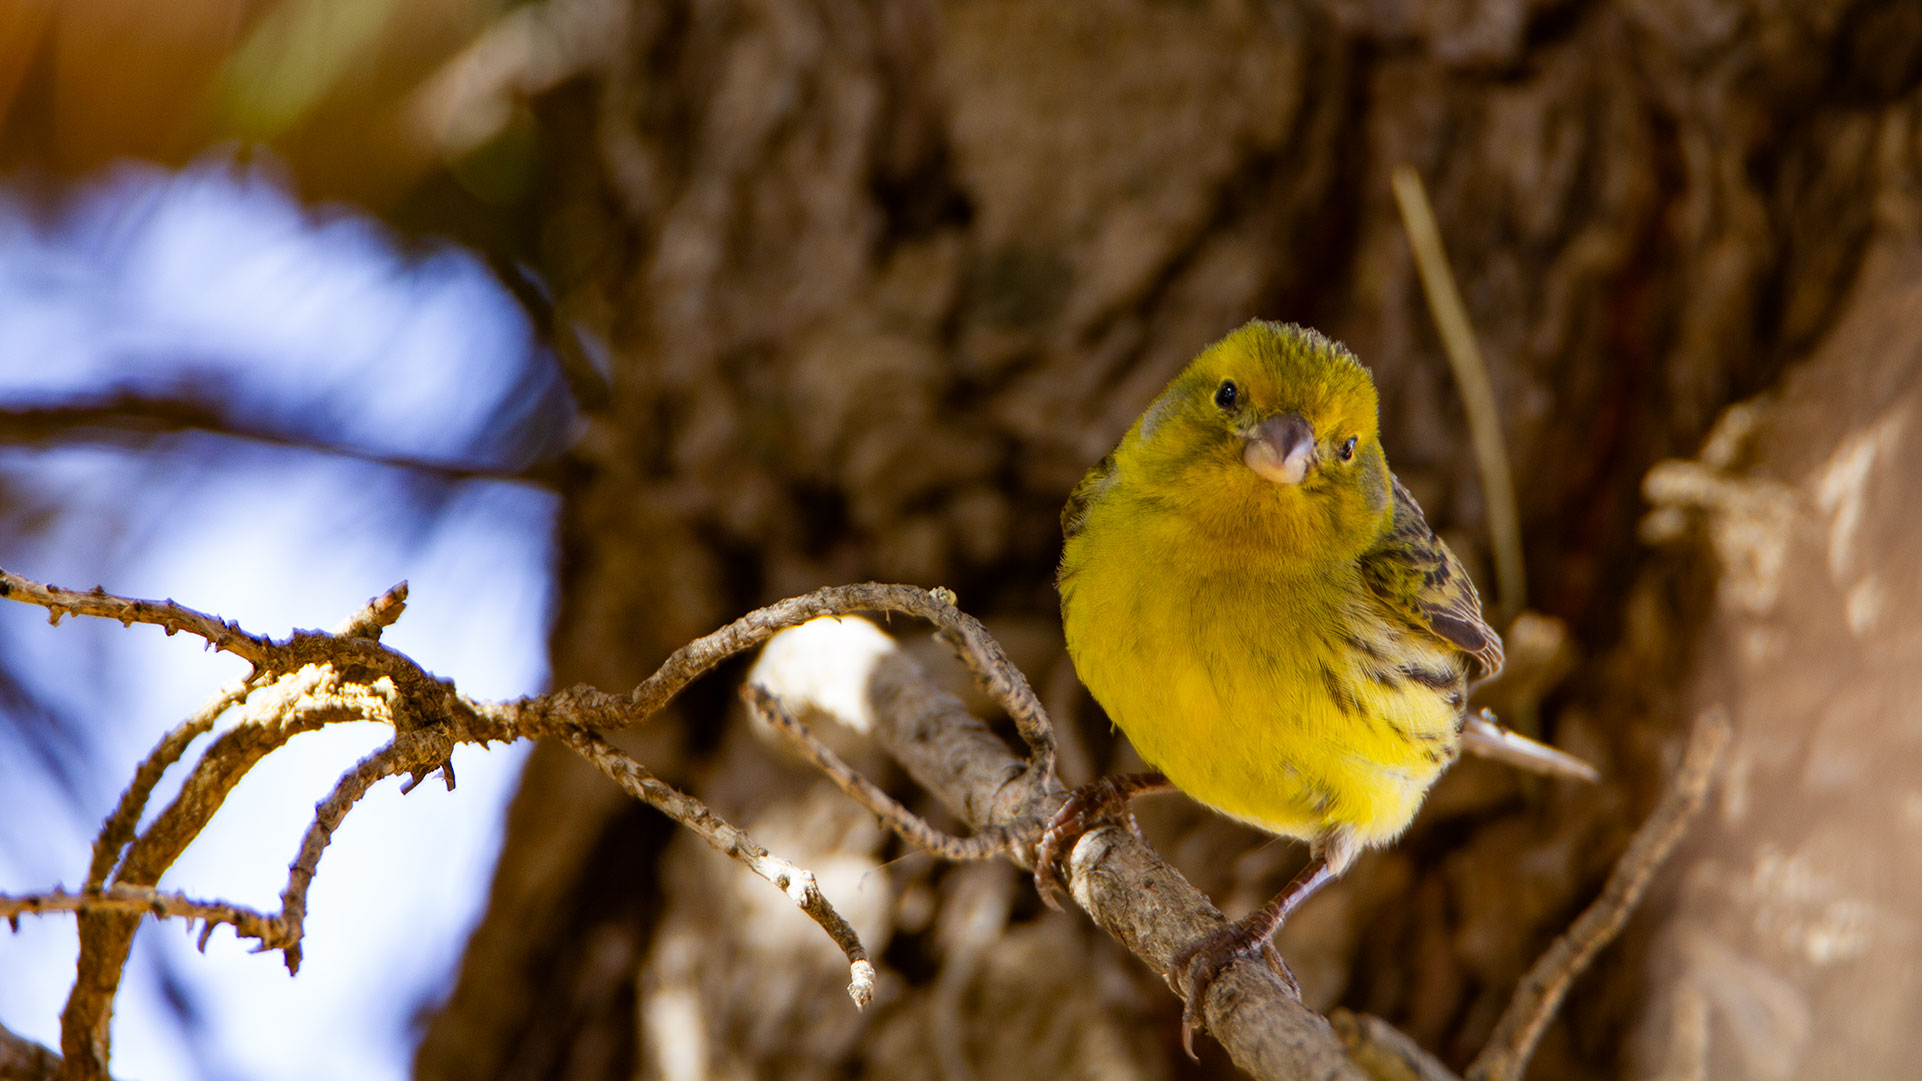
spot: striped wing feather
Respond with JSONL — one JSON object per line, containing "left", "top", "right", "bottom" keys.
{"left": 1359, "top": 476, "right": 1504, "bottom": 680}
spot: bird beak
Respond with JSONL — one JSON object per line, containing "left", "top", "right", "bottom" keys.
{"left": 1244, "top": 412, "right": 1316, "bottom": 486}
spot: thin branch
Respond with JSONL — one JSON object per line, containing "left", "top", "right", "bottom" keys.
{"left": 1465, "top": 709, "right": 1732, "bottom": 1081}
{"left": 60, "top": 668, "right": 391, "bottom": 1079}
{"left": 84, "top": 682, "right": 248, "bottom": 890}
{"left": 0, "top": 574, "right": 485, "bottom": 1077}
{"left": 741, "top": 682, "right": 1013, "bottom": 861}
{"left": 0, "top": 569, "right": 474, "bottom": 751}
{"left": 0, "top": 565, "right": 274, "bottom": 665}
{"left": 560, "top": 727, "right": 877, "bottom": 1008}
{"left": 923, "top": 587, "right": 1056, "bottom": 780}
{"left": 1391, "top": 165, "right": 1526, "bottom": 620}
{"left": 12, "top": 572, "right": 950, "bottom": 1025}
{"left": 0, "top": 886, "right": 280, "bottom": 949}
{"left": 1, "top": 570, "right": 461, "bottom": 1080}
{"left": 2, "top": 569, "right": 1051, "bottom": 778}
{"left": 483, "top": 583, "right": 1057, "bottom": 782}
{"left": 273, "top": 741, "right": 427, "bottom": 974}
{"left": 625, "top": 584, "right": 1056, "bottom": 778}
{"left": 0, "top": 398, "right": 558, "bottom": 488}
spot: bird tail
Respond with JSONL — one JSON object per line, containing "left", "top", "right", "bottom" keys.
{"left": 1461, "top": 709, "right": 1599, "bottom": 783}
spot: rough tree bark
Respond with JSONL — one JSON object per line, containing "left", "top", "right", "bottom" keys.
{"left": 1634, "top": 226, "right": 1922, "bottom": 1081}
{"left": 413, "top": 1, "right": 1922, "bottom": 1078}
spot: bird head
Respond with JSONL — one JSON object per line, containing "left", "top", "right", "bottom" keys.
{"left": 1118, "top": 321, "right": 1395, "bottom": 564}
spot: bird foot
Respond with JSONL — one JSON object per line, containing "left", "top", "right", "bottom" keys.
{"left": 1031, "top": 774, "right": 1162, "bottom": 911}
{"left": 1168, "top": 921, "right": 1298, "bottom": 1059}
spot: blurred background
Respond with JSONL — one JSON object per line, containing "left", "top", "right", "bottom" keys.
{"left": 4, "top": 1, "right": 1921, "bottom": 1079}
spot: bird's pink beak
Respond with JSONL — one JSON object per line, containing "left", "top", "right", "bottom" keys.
{"left": 1244, "top": 412, "right": 1316, "bottom": 486}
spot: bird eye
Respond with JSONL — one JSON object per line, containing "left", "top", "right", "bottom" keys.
{"left": 1214, "top": 380, "right": 1238, "bottom": 411}
{"left": 1339, "top": 436, "right": 1357, "bottom": 461}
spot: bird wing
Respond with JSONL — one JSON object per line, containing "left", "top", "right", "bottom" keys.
{"left": 1061, "top": 449, "right": 1118, "bottom": 541}
{"left": 1358, "top": 476, "right": 1505, "bottom": 680}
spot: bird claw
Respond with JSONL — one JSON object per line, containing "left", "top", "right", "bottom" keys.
{"left": 1168, "top": 923, "right": 1299, "bottom": 1059}
{"left": 1031, "top": 778, "right": 1150, "bottom": 910}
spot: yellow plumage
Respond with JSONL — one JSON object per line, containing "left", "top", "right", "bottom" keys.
{"left": 1059, "top": 320, "right": 1496, "bottom": 864}
{"left": 1061, "top": 539, "right": 1459, "bottom": 847}
{"left": 1044, "top": 320, "right": 1508, "bottom": 1045}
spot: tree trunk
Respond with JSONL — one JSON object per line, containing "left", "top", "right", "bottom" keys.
{"left": 415, "top": 1, "right": 1922, "bottom": 1077}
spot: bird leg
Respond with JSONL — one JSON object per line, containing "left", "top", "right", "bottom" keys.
{"left": 1168, "top": 852, "right": 1341, "bottom": 1058}
{"left": 1031, "top": 771, "right": 1175, "bottom": 910}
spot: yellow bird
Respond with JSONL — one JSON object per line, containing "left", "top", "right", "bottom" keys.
{"left": 1036, "top": 320, "right": 1584, "bottom": 1049}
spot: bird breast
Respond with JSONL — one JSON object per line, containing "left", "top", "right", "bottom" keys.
{"left": 1062, "top": 516, "right": 1463, "bottom": 848}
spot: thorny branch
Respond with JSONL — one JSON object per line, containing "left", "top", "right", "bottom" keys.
{"left": 0, "top": 572, "right": 278, "bottom": 664}
{"left": 274, "top": 741, "right": 425, "bottom": 973}
{"left": 0, "top": 570, "right": 1049, "bottom": 1078}
{"left": 53, "top": 664, "right": 381, "bottom": 1079}
{"left": 0, "top": 567, "right": 1718, "bottom": 1081}
{"left": 1, "top": 886, "right": 280, "bottom": 947}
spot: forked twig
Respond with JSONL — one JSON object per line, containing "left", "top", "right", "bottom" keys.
{"left": 85, "top": 683, "right": 249, "bottom": 890}
{"left": 501, "top": 583, "right": 1057, "bottom": 779}
{"left": 55, "top": 668, "right": 380, "bottom": 1078}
